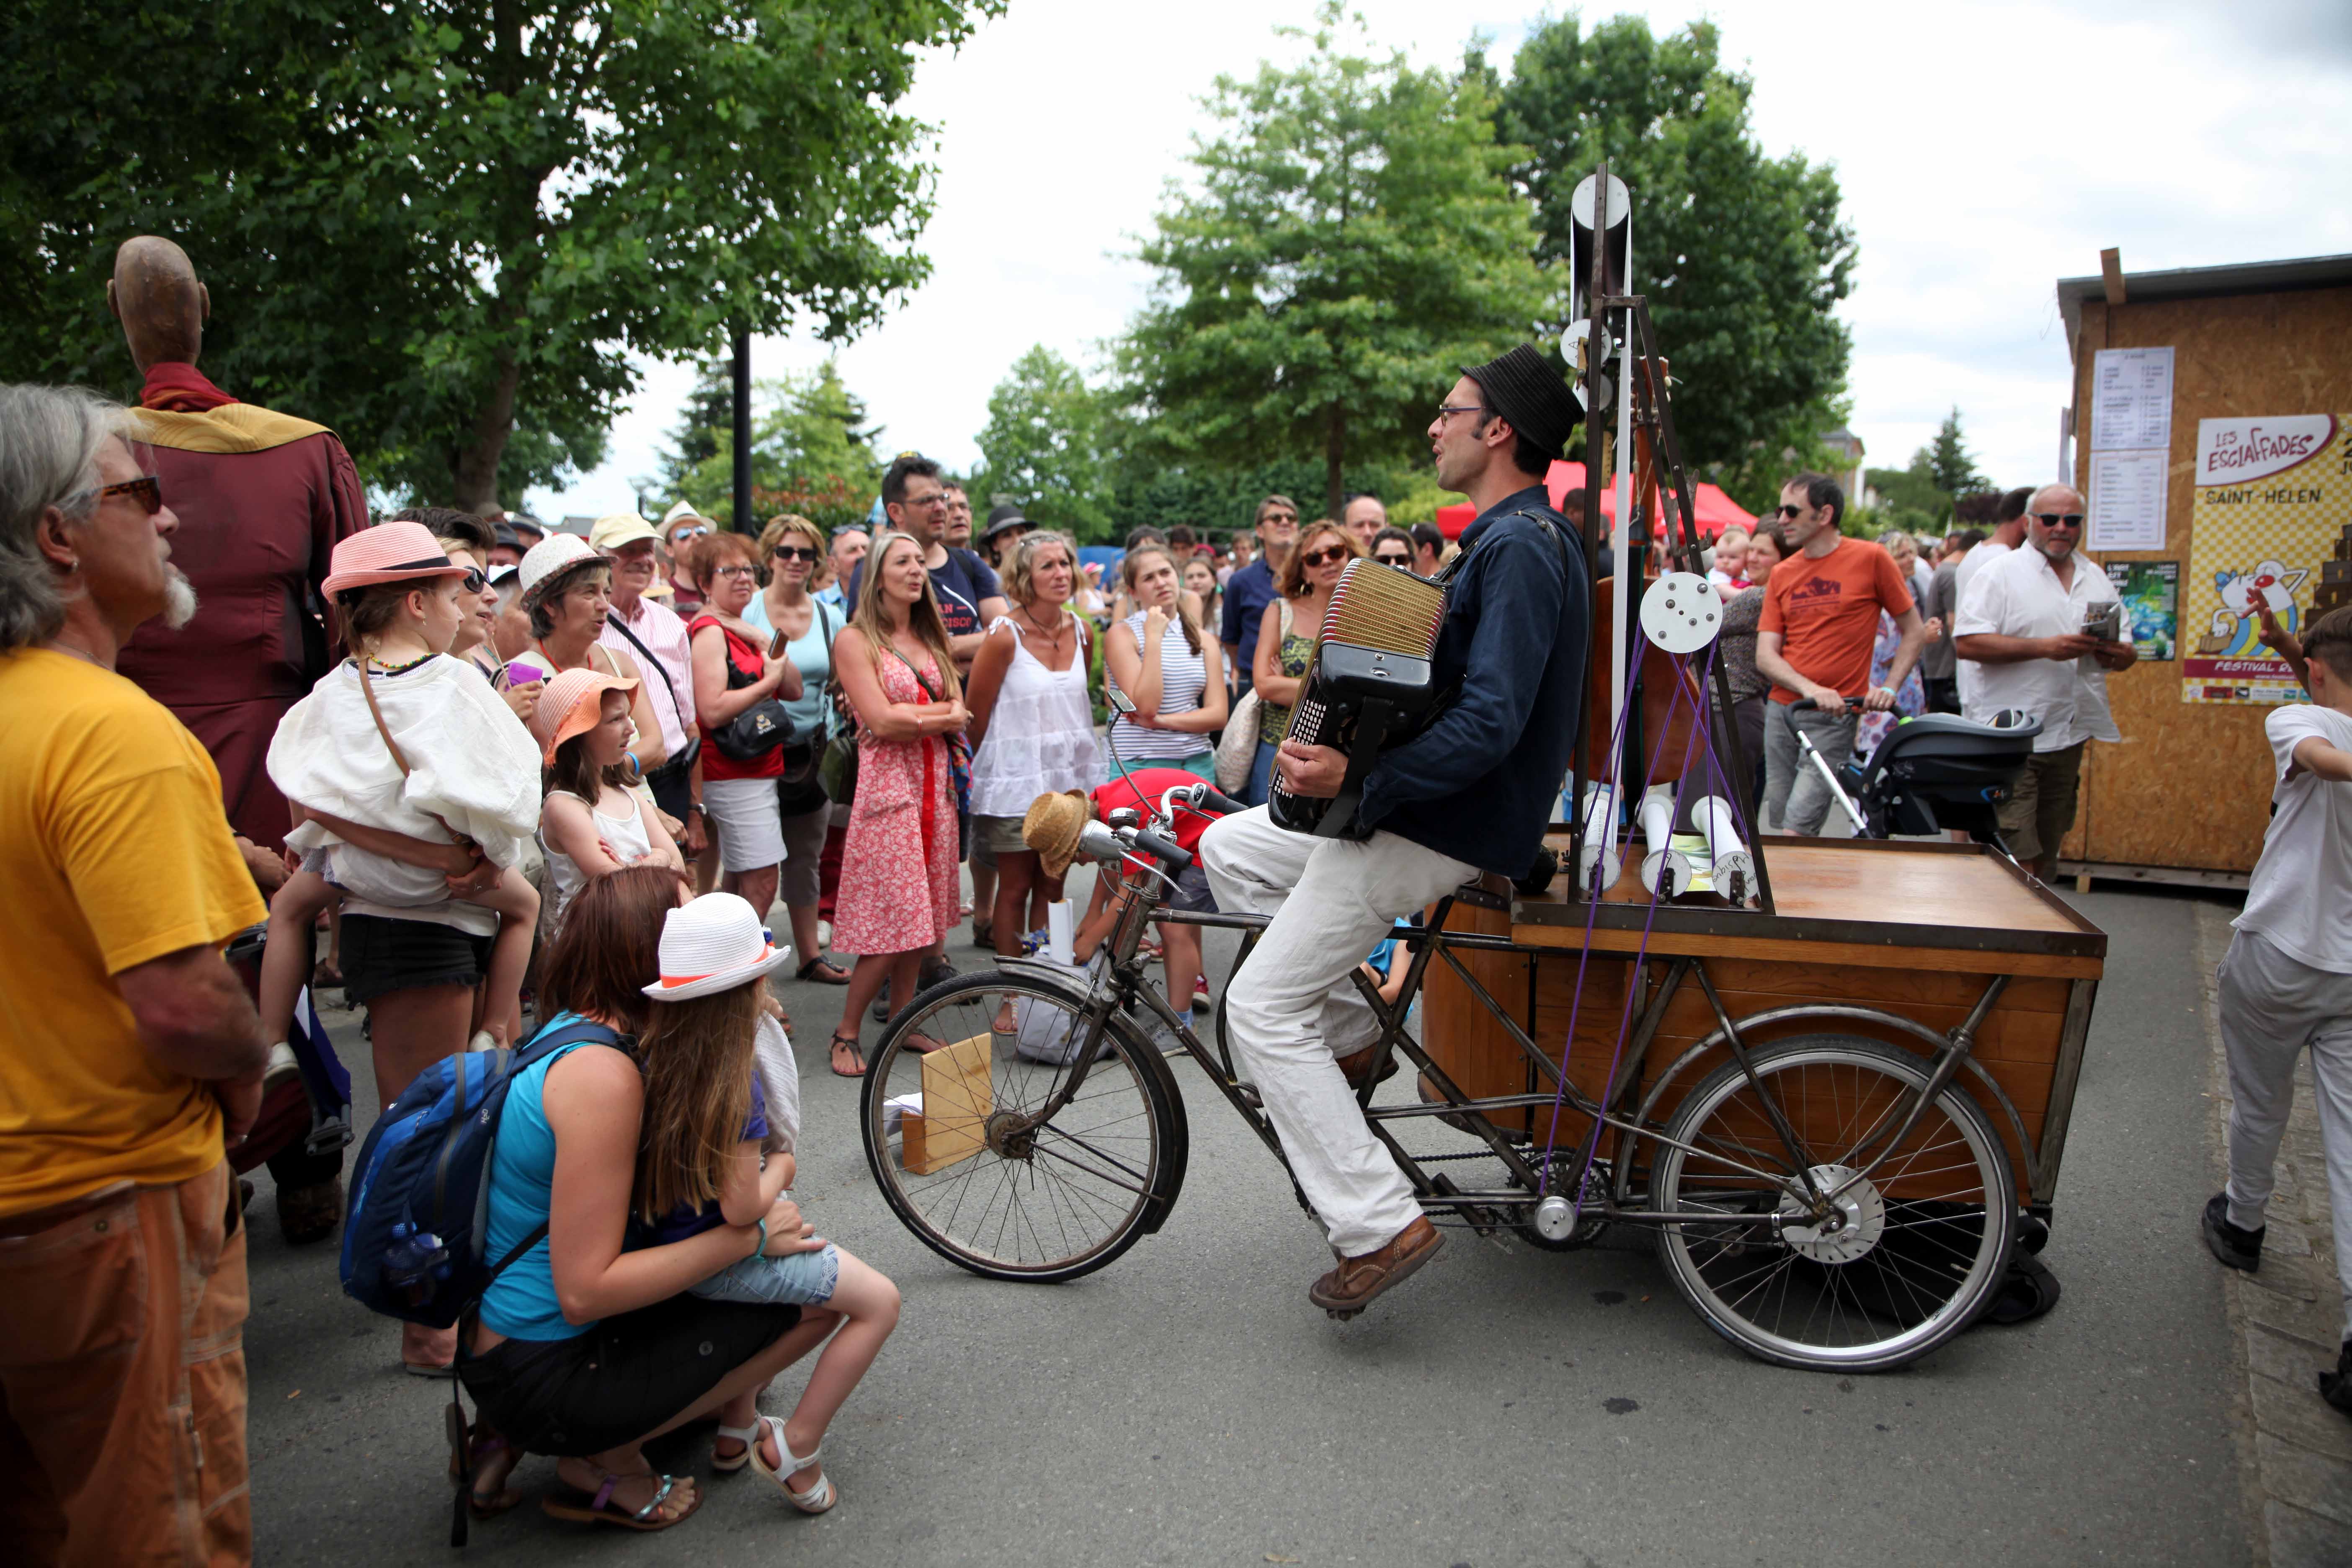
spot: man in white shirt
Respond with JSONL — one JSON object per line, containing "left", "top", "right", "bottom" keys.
{"left": 591, "top": 512, "right": 702, "bottom": 848}
{"left": 1952, "top": 487, "right": 2031, "bottom": 710}
{"left": 2200, "top": 606, "right": 2352, "bottom": 1415}
{"left": 1951, "top": 483, "right": 2135, "bottom": 878}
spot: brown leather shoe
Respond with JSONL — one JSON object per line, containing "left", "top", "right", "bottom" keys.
{"left": 1308, "top": 1216, "right": 1443, "bottom": 1318}
{"left": 1333, "top": 1043, "right": 1400, "bottom": 1090}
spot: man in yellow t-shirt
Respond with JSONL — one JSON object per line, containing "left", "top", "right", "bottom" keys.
{"left": 0, "top": 385, "right": 268, "bottom": 1567}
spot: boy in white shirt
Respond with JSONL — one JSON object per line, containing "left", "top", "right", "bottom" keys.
{"left": 2203, "top": 605, "right": 2352, "bottom": 1416}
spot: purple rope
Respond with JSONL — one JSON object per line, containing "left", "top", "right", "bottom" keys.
{"left": 1537, "top": 643, "right": 1712, "bottom": 1204}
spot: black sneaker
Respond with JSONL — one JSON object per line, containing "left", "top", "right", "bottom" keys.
{"left": 2321, "top": 1341, "right": 2352, "bottom": 1416}
{"left": 918, "top": 955, "right": 957, "bottom": 990}
{"left": 2202, "top": 1192, "right": 2264, "bottom": 1271}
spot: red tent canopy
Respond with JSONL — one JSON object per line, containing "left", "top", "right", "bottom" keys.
{"left": 1431, "top": 461, "right": 1757, "bottom": 542}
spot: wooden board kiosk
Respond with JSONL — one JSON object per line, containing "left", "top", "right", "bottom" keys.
{"left": 2055, "top": 251, "right": 2352, "bottom": 889}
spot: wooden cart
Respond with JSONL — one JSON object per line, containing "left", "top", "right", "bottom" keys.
{"left": 1421, "top": 834, "right": 2105, "bottom": 1235}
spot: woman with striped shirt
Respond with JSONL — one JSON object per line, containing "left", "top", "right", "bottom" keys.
{"left": 1103, "top": 543, "right": 1227, "bottom": 780}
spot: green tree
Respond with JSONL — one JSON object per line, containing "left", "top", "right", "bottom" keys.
{"left": 1924, "top": 407, "right": 1986, "bottom": 498}
{"left": 1492, "top": 16, "right": 1857, "bottom": 480}
{"left": 0, "top": 0, "right": 994, "bottom": 510}
{"left": 1115, "top": 4, "right": 1547, "bottom": 521}
{"left": 663, "top": 360, "right": 883, "bottom": 534}
{"left": 972, "top": 346, "right": 1114, "bottom": 542}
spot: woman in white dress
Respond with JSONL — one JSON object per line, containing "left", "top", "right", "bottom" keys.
{"left": 965, "top": 531, "right": 1096, "bottom": 962}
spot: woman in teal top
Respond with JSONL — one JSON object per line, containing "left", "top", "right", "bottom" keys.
{"left": 740, "top": 513, "right": 853, "bottom": 983}
{"left": 459, "top": 867, "right": 824, "bottom": 1531}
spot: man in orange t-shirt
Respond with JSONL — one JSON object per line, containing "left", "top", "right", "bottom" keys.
{"left": 1756, "top": 472, "right": 1926, "bottom": 835}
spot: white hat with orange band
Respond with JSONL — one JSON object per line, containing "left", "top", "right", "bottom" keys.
{"left": 640, "top": 892, "right": 793, "bottom": 1003}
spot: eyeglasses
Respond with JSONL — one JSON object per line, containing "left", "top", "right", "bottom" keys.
{"left": 1434, "top": 404, "right": 1487, "bottom": 423}
{"left": 1260, "top": 513, "right": 1298, "bottom": 528}
{"left": 1299, "top": 545, "right": 1350, "bottom": 567}
{"left": 711, "top": 564, "right": 758, "bottom": 579}
{"left": 70, "top": 475, "right": 164, "bottom": 516}
{"left": 771, "top": 544, "right": 820, "bottom": 563}
{"left": 2030, "top": 512, "right": 2085, "bottom": 529}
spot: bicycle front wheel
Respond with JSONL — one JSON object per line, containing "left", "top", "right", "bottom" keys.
{"left": 859, "top": 971, "right": 1181, "bottom": 1283}
{"left": 1651, "top": 1034, "right": 2016, "bottom": 1372}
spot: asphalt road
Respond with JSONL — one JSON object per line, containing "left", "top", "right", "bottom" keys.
{"left": 242, "top": 880, "right": 2245, "bottom": 1567}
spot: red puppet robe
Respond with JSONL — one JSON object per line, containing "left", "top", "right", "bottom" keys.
{"left": 117, "top": 364, "right": 368, "bottom": 850}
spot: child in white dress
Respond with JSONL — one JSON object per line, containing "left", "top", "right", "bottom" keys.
{"left": 257, "top": 523, "right": 544, "bottom": 1066}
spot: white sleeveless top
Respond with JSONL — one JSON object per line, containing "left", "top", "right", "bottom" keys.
{"left": 1104, "top": 611, "right": 1212, "bottom": 763}
{"left": 970, "top": 614, "right": 1099, "bottom": 817}
{"left": 539, "top": 788, "right": 655, "bottom": 939}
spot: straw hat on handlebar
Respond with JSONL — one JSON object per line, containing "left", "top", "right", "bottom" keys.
{"left": 1022, "top": 790, "right": 1090, "bottom": 880}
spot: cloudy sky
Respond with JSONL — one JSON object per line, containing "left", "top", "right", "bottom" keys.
{"left": 531, "top": 0, "right": 2352, "bottom": 523}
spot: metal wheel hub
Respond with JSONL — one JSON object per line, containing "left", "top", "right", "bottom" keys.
{"left": 984, "top": 1109, "right": 1038, "bottom": 1162}
{"left": 1777, "top": 1164, "right": 1885, "bottom": 1264}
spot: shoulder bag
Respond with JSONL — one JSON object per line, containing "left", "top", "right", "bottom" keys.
{"left": 1215, "top": 595, "right": 1290, "bottom": 792}
{"left": 775, "top": 601, "right": 833, "bottom": 816}
{"left": 708, "top": 622, "right": 796, "bottom": 763}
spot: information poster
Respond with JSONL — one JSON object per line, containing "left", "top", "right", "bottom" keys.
{"left": 2092, "top": 346, "right": 2174, "bottom": 451}
{"left": 2087, "top": 449, "right": 2169, "bottom": 550}
{"left": 2182, "top": 414, "right": 2347, "bottom": 704}
{"left": 2106, "top": 560, "right": 2177, "bottom": 660}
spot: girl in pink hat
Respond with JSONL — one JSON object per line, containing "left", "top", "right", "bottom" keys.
{"left": 259, "top": 523, "right": 546, "bottom": 1091}
{"left": 533, "top": 666, "right": 685, "bottom": 941}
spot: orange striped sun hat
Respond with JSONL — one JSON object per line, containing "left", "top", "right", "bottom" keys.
{"left": 527, "top": 666, "right": 639, "bottom": 764}
{"left": 640, "top": 892, "right": 792, "bottom": 1003}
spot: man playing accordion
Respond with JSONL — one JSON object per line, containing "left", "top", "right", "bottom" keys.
{"left": 1199, "top": 345, "right": 1589, "bottom": 1318}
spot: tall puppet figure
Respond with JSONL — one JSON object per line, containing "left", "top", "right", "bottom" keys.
{"left": 109, "top": 236, "right": 368, "bottom": 850}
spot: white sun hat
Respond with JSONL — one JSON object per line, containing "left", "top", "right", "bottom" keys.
{"left": 641, "top": 892, "right": 793, "bottom": 1003}
{"left": 516, "top": 532, "right": 605, "bottom": 606}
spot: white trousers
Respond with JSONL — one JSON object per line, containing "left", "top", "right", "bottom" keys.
{"left": 1200, "top": 806, "right": 1475, "bottom": 1256}
{"left": 2220, "top": 927, "right": 2352, "bottom": 1341}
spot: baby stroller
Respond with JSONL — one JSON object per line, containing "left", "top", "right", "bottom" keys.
{"left": 1789, "top": 698, "right": 2043, "bottom": 857}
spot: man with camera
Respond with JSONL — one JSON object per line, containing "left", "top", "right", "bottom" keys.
{"left": 1952, "top": 482, "right": 2135, "bottom": 880}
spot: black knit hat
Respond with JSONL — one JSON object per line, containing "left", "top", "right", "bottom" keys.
{"left": 1461, "top": 345, "right": 1579, "bottom": 457}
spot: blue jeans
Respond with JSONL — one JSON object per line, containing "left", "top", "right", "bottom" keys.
{"left": 689, "top": 1240, "right": 840, "bottom": 1307}
{"left": 1247, "top": 738, "right": 1279, "bottom": 806}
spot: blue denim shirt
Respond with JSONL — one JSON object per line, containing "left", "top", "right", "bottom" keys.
{"left": 1357, "top": 487, "right": 1588, "bottom": 878}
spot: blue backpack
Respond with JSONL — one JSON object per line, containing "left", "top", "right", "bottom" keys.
{"left": 339, "top": 1016, "right": 623, "bottom": 1329}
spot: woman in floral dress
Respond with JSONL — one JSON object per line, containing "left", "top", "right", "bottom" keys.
{"left": 827, "top": 531, "right": 968, "bottom": 1076}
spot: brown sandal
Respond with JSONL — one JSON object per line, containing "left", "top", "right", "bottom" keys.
{"left": 829, "top": 1031, "right": 867, "bottom": 1079}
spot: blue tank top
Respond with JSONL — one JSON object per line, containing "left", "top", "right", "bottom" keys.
{"left": 478, "top": 1014, "right": 616, "bottom": 1341}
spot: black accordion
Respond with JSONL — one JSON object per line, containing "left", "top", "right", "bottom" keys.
{"left": 1268, "top": 559, "right": 1449, "bottom": 840}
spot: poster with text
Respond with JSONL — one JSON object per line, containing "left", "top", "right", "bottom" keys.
{"left": 2107, "top": 560, "right": 2177, "bottom": 661}
{"left": 2183, "top": 414, "right": 2347, "bottom": 704}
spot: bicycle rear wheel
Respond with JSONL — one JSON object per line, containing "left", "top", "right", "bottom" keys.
{"left": 1651, "top": 1034, "right": 2015, "bottom": 1372}
{"left": 859, "top": 971, "right": 1182, "bottom": 1282}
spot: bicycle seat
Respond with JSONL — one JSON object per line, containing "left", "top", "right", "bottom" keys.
{"left": 1851, "top": 709, "right": 2043, "bottom": 840}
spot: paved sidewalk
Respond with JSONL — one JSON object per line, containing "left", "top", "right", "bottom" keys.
{"left": 2197, "top": 899, "right": 2352, "bottom": 1565}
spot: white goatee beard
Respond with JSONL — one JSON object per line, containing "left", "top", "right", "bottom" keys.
{"left": 162, "top": 566, "right": 199, "bottom": 630}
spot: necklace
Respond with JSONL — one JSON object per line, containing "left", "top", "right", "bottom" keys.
{"left": 46, "top": 637, "right": 103, "bottom": 668}
{"left": 1017, "top": 605, "right": 1068, "bottom": 657}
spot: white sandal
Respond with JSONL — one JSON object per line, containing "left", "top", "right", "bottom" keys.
{"left": 745, "top": 1414, "right": 836, "bottom": 1514}
{"left": 712, "top": 1419, "right": 761, "bottom": 1475}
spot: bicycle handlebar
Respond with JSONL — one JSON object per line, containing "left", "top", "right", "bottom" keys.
{"left": 1130, "top": 828, "right": 1193, "bottom": 869}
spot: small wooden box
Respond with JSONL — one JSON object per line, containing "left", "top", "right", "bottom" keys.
{"left": 900, "top": 1033, "right": 994, "bottom": 1176}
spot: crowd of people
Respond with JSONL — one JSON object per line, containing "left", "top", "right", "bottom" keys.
{"left": 10, "top": 237, "right": 2346, "bottom": 1568}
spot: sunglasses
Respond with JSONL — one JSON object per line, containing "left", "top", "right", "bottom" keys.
{"left": 1261, "top": 513, "right": 1298, "bottom": 527}
{"left": 74, "top": 475, "right": 164, "bottom": 515}
{"left": 1374, "top": 550, "right": 1411, "bottom": 566}
{"left": 2031, "top": 512, "right": 2085, "bottom": 529}
{"left": 771, "top": 544, "right": 821, "bottom": 563}
{"left": 669, "top": 524, "right": 710, "bottom": 539}
{"left": 1299, "top": 545, "right": 1351, "bottom": 567}
{"left": 1777, "top": 503, "right": 1806, "bottom": 519}
{"left": 459, "top": 567, "right": 487, "bottom": 594}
